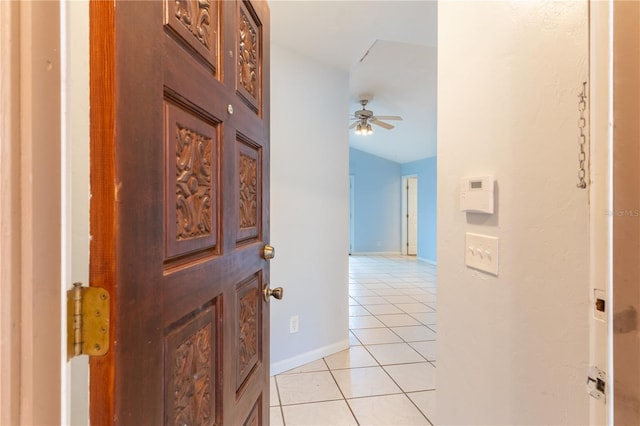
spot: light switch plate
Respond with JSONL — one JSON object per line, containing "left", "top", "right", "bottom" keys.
{"left": 465, "top": 233, "right": 499, "bottom": 275}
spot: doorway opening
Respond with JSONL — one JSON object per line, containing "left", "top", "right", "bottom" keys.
{"left": 402, "top": 175, "right": 418, "bottom": 256}
{"left": 349, "top": 175, "right": 355, "bottom": 255}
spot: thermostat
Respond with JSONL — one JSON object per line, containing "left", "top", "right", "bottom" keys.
{"left": 460, "top": 176, "right": 494, "bottom": 214}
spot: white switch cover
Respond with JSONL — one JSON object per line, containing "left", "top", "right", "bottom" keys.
{"left": 465, "top": 233, "right": 499, "bottom": 275}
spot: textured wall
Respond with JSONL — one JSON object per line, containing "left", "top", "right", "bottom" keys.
{"left": 438, "top": 2, "right": 589, "bottom": 424}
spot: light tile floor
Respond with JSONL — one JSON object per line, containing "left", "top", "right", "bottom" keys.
{"left": 271, "top": 255, "right": 437, "bottom": 425}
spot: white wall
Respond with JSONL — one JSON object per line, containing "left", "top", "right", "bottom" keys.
{"left": 437, "top": 2, "right": 589, "bottom": 424}
{"left": 269, "top": 44, "right": 350, "bottom": 374}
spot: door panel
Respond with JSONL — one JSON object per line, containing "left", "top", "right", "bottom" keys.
{"left": 165, "top": 0, "right": 219, "bottom": 73}
{"left": 235, "top": 274, "right": 262, "bottom": 393}
{"left": 164, "top": 99, "right": 220, "bottom": 262}
{"left": 89, "top": 1, "right": 271, "bottom": 424}
{"left": 164, "top": 303, "right": 220, "bottom": 425}
{"left": 236, "top": 1, "right": 262, "bottom": 115}
{"left": 237, "top": 137, "right": 262, "bottom": 244}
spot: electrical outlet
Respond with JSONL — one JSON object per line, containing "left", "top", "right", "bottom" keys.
{"left": 289, "top": 315, "right": 299, "bottom": 333}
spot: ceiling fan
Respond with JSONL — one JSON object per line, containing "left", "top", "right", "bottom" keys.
{"left": 349, "top": 98, "right": 403, "bottom": 135}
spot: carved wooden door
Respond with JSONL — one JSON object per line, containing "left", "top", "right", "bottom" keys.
{"left": 89, "top": 1, "right": 271, "bottom": 424}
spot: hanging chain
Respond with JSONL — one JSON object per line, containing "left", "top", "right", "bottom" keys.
{"left": 577, "top": 82, "right": 588, "bottom": 189}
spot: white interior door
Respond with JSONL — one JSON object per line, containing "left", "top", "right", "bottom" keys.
{"left": 349, "top": 176, "right": 355, "bottom": 254}
{"left": 407, "top": 177, "right": 418, "bottom": 256}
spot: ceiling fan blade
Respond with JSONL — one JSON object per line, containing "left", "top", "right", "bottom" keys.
{"left": 371, "top": 120, "right": 394, "bottom": 130}
{"left": 373, "top": 115, "right": 403, "bottom": 121}
{"left": 349, "top": 121, "right": 358, "bottom": 129}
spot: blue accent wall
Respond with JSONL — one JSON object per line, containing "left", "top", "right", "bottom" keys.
{"left": 349, "top": 149, "right": 437, "bottom": 261}
{"left": 349, "top": 148, "right": 402, "bottom": 253}
{"left": 401, "top": 157, "right": 437, "bottom": 263}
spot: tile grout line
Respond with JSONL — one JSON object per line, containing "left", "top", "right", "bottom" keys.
{"left": 377, "top": 362, "right": 432, "bottom": 424}
{"left": 350, "top": 290, "right": 435, "bottom": 425}
{"left": 353, "top": 256, "right": 436, "bottom": 424}
{"left": 272, "top": 375, "right": 286, "bottom": 426}
{"left": 322, "top": 356, "right": 362, "bottom": 426}
{"left": 350, "top": 295, "right": 433, "bottom": 424}
{"left": 367, "top": 307, "right": 434, "bottom": 422}
{"left": 404, "top": 390, "right": 436, "bottom": 426}
{"left": 275, "top": 255, "right": 438, "bottom": 425}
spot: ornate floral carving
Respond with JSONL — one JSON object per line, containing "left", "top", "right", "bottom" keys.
{"left": 173, "top": 325, "right": 212, "bottom": 426}
{"left": 176, "top": 124, "right": 213, "bottom": 241}
{"left": 238, "top": 288, "right": 258, "bottom": 374}
{"left": 238, "top": 10, "right": 258, "bottom": 98}
{"left": 239, "top": 153, "right": 257, "bottom": 229}
{"left": 175, "top": 0, "right": 212, "bottom": 50}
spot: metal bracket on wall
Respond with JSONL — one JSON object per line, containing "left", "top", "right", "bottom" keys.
{"left": 66, "top": 282, "right": 110, "bottom": 360}
{"left": 586, "top": 366, "right": 607, "bottom": 402}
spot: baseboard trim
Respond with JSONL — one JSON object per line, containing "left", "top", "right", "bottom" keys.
{"left": 270, "top": 338, "right": 349, "bottom": 376}
{"left": 350, "top": 251, "right": 402, "bottom": 256}
{"left": 418, "top": 257, "right": 437, "bottom": 266}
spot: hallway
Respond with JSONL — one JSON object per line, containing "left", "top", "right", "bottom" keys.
{"left": 270, "top": 255, "right": 437, "bottom": 425}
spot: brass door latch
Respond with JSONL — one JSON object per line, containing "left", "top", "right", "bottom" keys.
{"left": 263, "top": 284, "right": 283, "bottom": 302}
{"left": 263, "top": 244, "right": 276, "bottom": 260}
{"left": 67, "top": 282, "right": 110, "bottom": 360}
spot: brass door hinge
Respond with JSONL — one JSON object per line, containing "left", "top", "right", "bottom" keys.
{"left": 66, "top": 282, "right": 110, "bottom": 360}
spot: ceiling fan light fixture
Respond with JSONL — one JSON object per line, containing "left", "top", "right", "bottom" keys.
{"left": 349, "top": 99, "right": 402, "bottom": 134}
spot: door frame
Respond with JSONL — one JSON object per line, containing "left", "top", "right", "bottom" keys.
{"left": 349, "top": 175, "right": 355, "bottom": 254}
{"left": 588, "top": 0, "right": 612, "bottom": 424}
{"left": 587, "top": 2, "right": 640, "bottom": 423}
{"left": 401, "top": 175, "right": 418, "bottom": 256}
{"left": 61, "top": 0, "right": 91, "bottom": 424}
{"left": 0, "top": 1, "right": 63, "bottom": 424}
{"left": 0, "top": 2, "right": 23, "bottom": 423}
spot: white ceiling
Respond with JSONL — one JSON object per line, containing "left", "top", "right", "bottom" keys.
{"left": 269, "top": 1, "right": 438, "bottom": 164}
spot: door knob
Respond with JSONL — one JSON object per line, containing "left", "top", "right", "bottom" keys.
{"left": 263, "top": 245, "right": 275, "bottom": 260}
{"left": 263, "top": 284, "right": 283, "bottom": 302}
